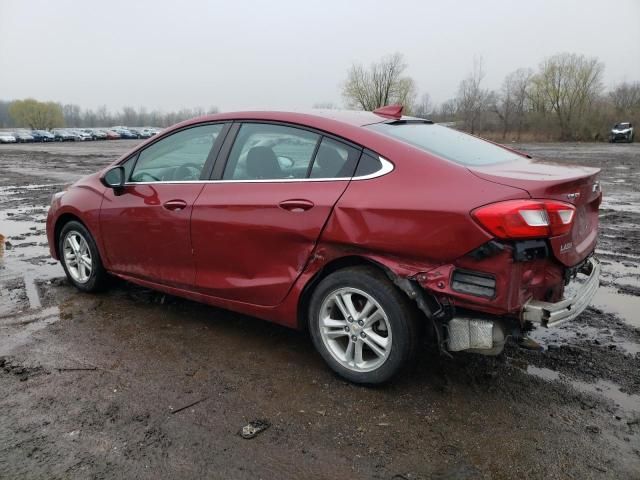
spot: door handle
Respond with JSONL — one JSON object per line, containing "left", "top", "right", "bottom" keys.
{"left": 278, "top": 199, "right": 314, "bottom": 212}
{"left": 163, "top": 199, "right": 188, "bottom": 211}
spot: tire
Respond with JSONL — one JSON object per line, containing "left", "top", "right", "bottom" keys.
{"left": 308, "top": 265, "right": 419, "bottom": 384}
{"left": 58, "top": 220, "right": 110, "bottom": 292}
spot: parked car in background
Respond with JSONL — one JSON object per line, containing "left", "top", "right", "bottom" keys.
{"left": 89, "top": 129, "right": 108, "bottom": 140}
{"left": 0, "top": 132, "right": 17, "bottom": 143}
{"left": 129, "top": 127, "right": 153, "bottom": 139}
{"left": 45, "top": 107, "right": 602, "bottom": 384}
{"left": 70, "top": 129, "right": 93, "bottom": 141}
{"left": 105, "top": 130, "right": 121, "bottom": 140}
{"left": 609, "top": 122, "right": 634, "bottom": 143}
{"left": 65, "top": 130, "right": 81, "bottom": 141}
{"left": 31, "top": 130, "right": 56, "bottom": 142}
{"left": 81, "top": 128, "right": 106, "bottom": 140}
{"left": 13, "top": 130, "right": 35, "bottom": 143}
{"left": 53, "top": 129, "right": 75, "bottom": 142}
{"left": 112, "top": 127, "right": 138, "bottom": 139}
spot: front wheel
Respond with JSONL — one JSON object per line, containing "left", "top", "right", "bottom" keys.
{"left": 308, "top": 266, "right": 419, "bottom": 384}
{"left": 58, "top": 221, "right": 110, "bottom": 292}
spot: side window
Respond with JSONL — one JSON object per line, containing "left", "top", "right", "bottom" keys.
{"left": 223, "top": 124, "right": 319, "bottom": 180}
{"left": 354, "top": 152, "right": 383, "bottom": 177}
{"left": 309, "top": 138, "right": 360, "bottom": 178}
{"left": 130, "top": 124, "right": 223, "bottom": 182}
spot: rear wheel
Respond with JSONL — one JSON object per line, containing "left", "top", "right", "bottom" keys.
{"left": 58, "top": 221, "right": 109, "bottom": 292}
{"left": 308, "top": 266, "right": 419, "bottom": 384}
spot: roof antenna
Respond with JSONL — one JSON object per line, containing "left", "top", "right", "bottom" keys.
{"left": 373, "top": 104, "right": 403, "bottom": 119}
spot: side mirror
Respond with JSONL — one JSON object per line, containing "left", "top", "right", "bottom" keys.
{"left": 101, "top": 166, "right": 125, "bottom": 194}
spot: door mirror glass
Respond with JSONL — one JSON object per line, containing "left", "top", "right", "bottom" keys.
{"left": 103, "top": 166, "right": 125, "bottom": 189}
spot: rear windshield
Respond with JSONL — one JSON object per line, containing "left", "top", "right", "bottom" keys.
{"left": 367, "top": 123, "right": 522, "bottom": 166}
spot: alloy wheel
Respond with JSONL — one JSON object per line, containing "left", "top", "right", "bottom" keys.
{"left": 62, "top": 231, "right": 93, "bottom": 284}
{"left": 318, "top": 287, "right": 392, "bottom": 372}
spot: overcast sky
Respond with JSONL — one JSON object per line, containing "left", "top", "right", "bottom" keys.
{"left": 1, "top": 0, "right": 639, "bottom": 113}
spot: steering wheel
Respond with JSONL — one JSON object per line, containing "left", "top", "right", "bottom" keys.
{"left": 172, "top": 163, "right": 202, "bottom": 181}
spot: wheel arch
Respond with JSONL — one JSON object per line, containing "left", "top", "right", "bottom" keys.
{"left": 297, "top": 255, "right": 394, "bottom": 332}
{"left": 53, "top": 213, "right": 90, "bottom": 258}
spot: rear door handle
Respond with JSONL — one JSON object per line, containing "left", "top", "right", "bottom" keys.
{"left": 278, "top": 199, "right": 314, "bottom": 212}
{"left": 163, "top": 199, "right": 188, "bottom": 211}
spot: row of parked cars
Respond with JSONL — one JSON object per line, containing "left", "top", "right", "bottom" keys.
{"left": 0, "top": 126, "right": 162, "bottom": 144}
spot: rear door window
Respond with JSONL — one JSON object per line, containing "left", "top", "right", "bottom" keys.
{"left": 309, "top": 137, "right": 360, "bottom": 178}
{"left": 223, "top": 123, "right": 320, "bottom": 180}
{"left": 354, "top": 152, "right": 383, "bottom": 177}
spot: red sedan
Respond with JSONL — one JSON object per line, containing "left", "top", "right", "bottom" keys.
{"left": 46, "top": 106, "right": 601, "bottom": 384}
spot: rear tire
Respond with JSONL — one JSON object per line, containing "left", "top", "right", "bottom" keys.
{"left": 308, "top": 265, "right": 419, "bottom": 384}
{"left": 58, "top": 221, "right": 110, "bottom": 292}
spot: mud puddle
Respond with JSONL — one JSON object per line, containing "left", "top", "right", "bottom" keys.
{"left": 527, "top": 365, "right": 640, "bottom": 413}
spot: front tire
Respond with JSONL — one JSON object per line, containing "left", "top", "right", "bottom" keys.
{"left": 308, "top": 266, "right": 419, "bottom": 384}
{"left": 58, "top": 221, "right": 109, "bottom": 292}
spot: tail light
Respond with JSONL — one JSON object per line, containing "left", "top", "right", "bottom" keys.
{"left": 471, "top": 200, "right": 576, "bottom": 239}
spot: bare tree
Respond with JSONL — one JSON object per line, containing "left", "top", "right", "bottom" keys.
{"left": 413, "top": 93, "right": 433, "bottom": 119}
{"left": 490, "top": 68, "right": 533, "bottom": 139}
{"left": 438, "top": 99, "right": 457, "bottom": 122}
{"left": 342, "top": 53, "right": 416, "bottom": 111}
{"left": 121, "top": 106, "right": 137, "bottom": 126}
{"left": 62, "top": 104, "right": 82, "bottom": 127}
{"left": 456, "top": 57, "right": 489, "bottom": 134}
{"left": 0, "top": 100, "right": 12, "bottom": 128}
{"left": 609, "top": 81, "right": 640, "bottom": 114}
{"left": 532, "top": 53, "right": 604, "bottom": 140}
{"left": 96, "top": 105, "right": 111, "bottom": 127}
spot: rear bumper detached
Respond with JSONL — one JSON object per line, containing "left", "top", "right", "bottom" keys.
{"left": 522, "top": 257, "right": 600, "bottom": 328}
{"left": 446, "top": 257, "right": 600, "bottom": 354}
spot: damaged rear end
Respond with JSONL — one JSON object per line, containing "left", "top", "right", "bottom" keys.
{"left": 421, "top": 156, "right": 602, "bottom": 355}
{"left": 351, "top": 122, "right": 603, "bottom": 357}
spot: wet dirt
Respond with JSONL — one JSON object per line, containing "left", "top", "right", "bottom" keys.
{"left": 0, "top": 141, "right": 639, "bottom": 479}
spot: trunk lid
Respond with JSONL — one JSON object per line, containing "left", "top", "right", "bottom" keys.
{"left": 469, "top": 158, "right": 601, "bottom": 267}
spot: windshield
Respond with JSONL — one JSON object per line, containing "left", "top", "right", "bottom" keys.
{"left": 367, "top": 123, "right": 522, "bottom": 166}
{"left": 614, "top": 123, "right": 630, "bottom": 130}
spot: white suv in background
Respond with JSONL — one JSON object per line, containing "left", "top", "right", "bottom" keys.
{"left": 609, "top": 122, "right": 634, "bottom": 143}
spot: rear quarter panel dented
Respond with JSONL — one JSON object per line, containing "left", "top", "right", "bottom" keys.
{"left": 321, "top": 152, "right": 530, "bottom": 270}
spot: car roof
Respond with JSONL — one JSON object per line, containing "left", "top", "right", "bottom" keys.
{"left": 177, "top": 109, "right": 398, "bottom": 129}
{"left": 113, "top": 108, "right": 452, "bottom": 173}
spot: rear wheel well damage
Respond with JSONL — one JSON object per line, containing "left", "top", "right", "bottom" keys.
{"left": 297, "top": 255, "right": 439, "bottom": 348}
{"left": 298, "top": 255, "right": 381, "bottom": 332}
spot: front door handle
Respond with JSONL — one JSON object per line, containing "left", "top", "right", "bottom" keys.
{"left": 278, "top": 199, "right": 314, "bottom": 212}
{"left": 163, "top": 199, "right": 188, "bottom": 211}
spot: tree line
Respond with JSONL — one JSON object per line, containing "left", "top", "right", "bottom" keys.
{"left": 0, "top": 100, "right": 219, "bottom": 130}
{"left": 2, "top": 51, "right": 638, "bottom": 141}
{"left": 339, "top": 52, "right": 639, "bottom": 141}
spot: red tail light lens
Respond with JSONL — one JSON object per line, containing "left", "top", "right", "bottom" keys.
{"left": 471, "top": 200, "right": 576, "bottom": 239}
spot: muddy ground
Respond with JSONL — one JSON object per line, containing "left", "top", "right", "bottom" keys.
{"left": 0, "top": 140, "right": 639, "bottom": 479}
